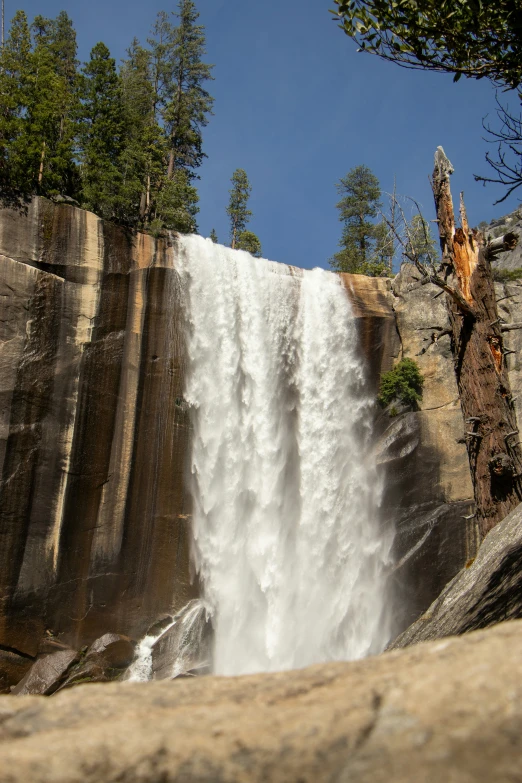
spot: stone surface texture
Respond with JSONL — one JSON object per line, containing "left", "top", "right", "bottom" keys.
{"left": 382, "top": 264, "right": 476, "bottom": 629}
{"left": 86, "top": 633, "right": 135, "bottom": 669}
{"left": 3, "top": 199, "right": 522, "bottom": 685}
{"left": 485, "top": 208, "right": 522, "bottom": 272}
{"left": 11, "top": 649, "right": 79, "bottom": 695}
{"left": 390, "top": 501, "right": 522, "bottom": 648}
{"left": 0, "top": 620, "right": 521, "bottom": 783}
{"left": 0, "top": 199, "right": 195, "bottom": 659}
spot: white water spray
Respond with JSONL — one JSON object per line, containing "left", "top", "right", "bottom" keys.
{"left": 177, "top": 236, "right": 393, "bottom": 676}
{"left": 126, "top": 599, "right": 210, "bottom": 681}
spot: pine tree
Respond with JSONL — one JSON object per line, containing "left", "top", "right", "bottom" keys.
{"left": 25, "top": 13, "right": 80, "bottom": 196}
{"left": 49, "top": 11, "right": 81, "bottom": 197}
{"left": 0, "top": 10, "right": 80, "bottom": 200}
{"left": 209, "top": 228, "right": 218, "bottom": 243}
{"left": 119, "top": 10, "right": 207, "bottom": 233}
{"left": 227, "top": 168, "right": 253, "bottom": 249}
{"left": 119, "top": 39, "right": 165, "bottom": 227}
{"left": 0, "top": 11, "right": 32, "bottom": 198}
{"left": 163, "top": 0, "right": 213, "bottom": 180}
{"left": 79, "top": 42, "right": 125, "bottom": 220}
{"left": 236, "top": 230, "right": 262, "bottom": 257}
{"left": 329, "top": 165, "right": 382, "bottom": 275}
{"left": 152, "top": 168, "right": 199, "bottom": 235}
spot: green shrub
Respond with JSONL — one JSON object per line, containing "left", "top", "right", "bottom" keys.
{"left": 378, "top": 357, "right": 424, "bottom": 408}
{"left": 492, "top": 267, "right": 522, "bottom": 282}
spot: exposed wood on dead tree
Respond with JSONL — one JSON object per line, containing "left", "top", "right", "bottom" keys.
{"left": 432, "top": 146, "right": 522, "bottom": 538}
{"left": 485, "top": 232, "right": 518, "bottom": 258}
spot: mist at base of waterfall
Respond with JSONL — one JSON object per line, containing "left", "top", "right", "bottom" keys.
{"left": 177, "top": 236, "right": 394, "bottom": 676}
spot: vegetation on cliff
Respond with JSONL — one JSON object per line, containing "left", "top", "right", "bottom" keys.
{"left": 329, "top": 165, "right": 439, "bottom": 276}
{"left": 226, "top": 168, "right": 262, "bottom": 256}
{"left": 0, "top": 1, "right": 213, "bottom": 234}
{"left": 378, "top": 358, "right": 424, "bottom": 408}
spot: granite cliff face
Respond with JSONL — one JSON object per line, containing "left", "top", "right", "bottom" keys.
{"left": 2, "top": 198, "right": 522, "bottom": 687}
{"left": 0, "top": 199, "right": 195, "bottom": 669}
{"left": 484, "top": 207, "right": 522, "bottom": 272}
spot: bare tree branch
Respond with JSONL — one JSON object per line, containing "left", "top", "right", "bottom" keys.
{"left": 378, "top": 189, "right": 475, "bottom": 317}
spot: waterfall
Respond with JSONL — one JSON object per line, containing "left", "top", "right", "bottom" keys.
{"left": 177, "top": 236, "right": 393, "bottom": 676}
{"left": 126, "top": 599, "right": 210, "bottom": 682}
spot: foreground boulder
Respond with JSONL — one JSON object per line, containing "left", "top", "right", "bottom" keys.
{"left": 390, "top": 501, "right": 522, "bottom": 649}
{"left": 0, "top": 620, "right": 521, "bottom": 782}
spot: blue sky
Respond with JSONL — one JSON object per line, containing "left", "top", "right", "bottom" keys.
{"left": 9, "top": 0, "right": 522, "bottom": 269}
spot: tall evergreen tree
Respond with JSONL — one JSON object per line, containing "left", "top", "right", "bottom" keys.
{"left": 163, "top": 0, "right": 214, "bottom": 180}
{"left": 25, "top": 13, "right": 79, "bottom": 196}
{"left": 0, "top": 11, "right": 32, "bottom": 198}
{"left": 119, "top": 10, "right": 206, "bottom": 233}
{"left": 329, "top": 165, "right": 383, "bottom": 275}
{"left": 0, "top": 5, "right": 212, "bottom": 230}
{"left": 80, "top": 42, "right": 125, "bottom": 219}
{"left": 209, "top": 228, "right": 218, "bottom": 243}
{"left": 227, "top": 168, "right": 253, "bottom": 249}
{"left": 120, "top": 39, "right": 165, "bottom": 227}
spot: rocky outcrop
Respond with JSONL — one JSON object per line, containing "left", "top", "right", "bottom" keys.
{"left": 340, "top": 273, "right": 399, "bottom": 389}
{"left": 390, "top": 501, "right": 522, "bottom": 649}
{"left": 57, "top": 633, "right": 136, "bottom": 691}
{"left": 86, "top": 633, "right": 135, "bottom": 669}
{"left": 1, "top": 620, "right": 521, "bottom": 782}
{"left": 483, "top": 208, "right": 522, "bottom": 272}
{"left": 9, "top": 632, "right": 136, "bottom": 695}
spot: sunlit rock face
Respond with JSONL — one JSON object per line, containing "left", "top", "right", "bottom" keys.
{"left": 1, "top": 197, "right": 521, "bottom": 673}
{"left": 0, "top": 198, "right": 196, "bottom": 656}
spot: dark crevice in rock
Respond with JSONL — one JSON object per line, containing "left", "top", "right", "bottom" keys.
{"left": 353, "top": 691, "right": 384, "bottom": 753}
{"left": 0, "top": 645, "right": 35, "bottom": 661}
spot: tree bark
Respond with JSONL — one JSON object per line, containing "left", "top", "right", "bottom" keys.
{"left": 38, "top": 141, "right": 46, "bottom": 186}
{"left": 432, "top": 146, "right": 522, "bottom": 538}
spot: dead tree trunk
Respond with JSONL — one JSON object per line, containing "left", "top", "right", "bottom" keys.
{"left": 432, "top": 147, "right": 522, "bottom": 537}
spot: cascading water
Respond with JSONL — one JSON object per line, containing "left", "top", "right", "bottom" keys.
{"left": 176, "top": 235, "right": 393, "bottom": 677}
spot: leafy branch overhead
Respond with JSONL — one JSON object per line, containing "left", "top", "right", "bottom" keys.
{"left": 333, "top": 0, "right": 522, "bottom": 89}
